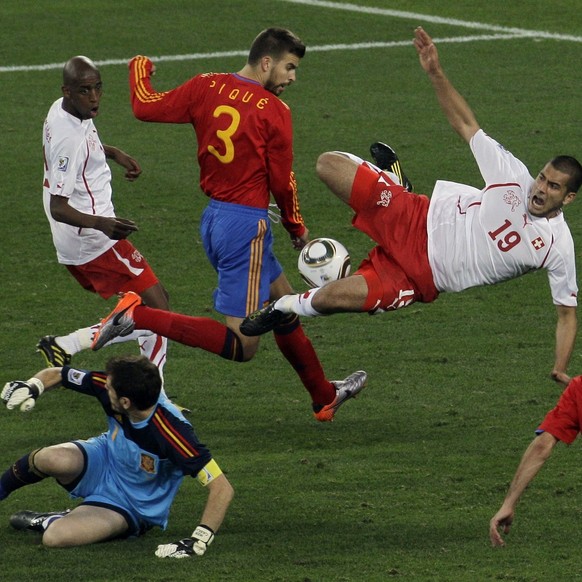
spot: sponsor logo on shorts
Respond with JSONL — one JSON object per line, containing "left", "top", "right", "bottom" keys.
{"left": 132, "top": 249, "right": 143, "bottom": 263}
{"left": 377, "top": 190, "right": 392, "bottom": 207}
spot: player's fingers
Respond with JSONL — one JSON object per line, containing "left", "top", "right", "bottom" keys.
{"left": 20, "top": 398, "right": 36, "bottom": 412}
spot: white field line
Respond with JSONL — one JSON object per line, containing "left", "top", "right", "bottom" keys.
{"left": 279, "top": 0, "right": 582, "bottom": 42}
{"left": 2, "top": 1, "right": 580, "bottom": 74}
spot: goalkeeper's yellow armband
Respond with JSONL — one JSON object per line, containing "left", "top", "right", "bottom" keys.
{"left": 196, "top": 459, "right": 223, "bottom": 486}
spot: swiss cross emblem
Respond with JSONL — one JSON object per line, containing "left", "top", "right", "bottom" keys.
{"left": 531, "top": 237, "right": 545, "bottom": 250}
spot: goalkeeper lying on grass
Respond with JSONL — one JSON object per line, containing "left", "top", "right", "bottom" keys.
{"left": 0, "top": 354, "right": 233, "bottom": 558}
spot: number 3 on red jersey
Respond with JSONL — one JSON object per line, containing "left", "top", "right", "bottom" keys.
{"left": 208, "top": 105, "right": 241, "bottom": 164}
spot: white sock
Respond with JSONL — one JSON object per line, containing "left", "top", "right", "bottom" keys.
{"left": 56, "top": 326, "right": 169, "bottom": 396}
{"left": 138, "top": 334, "right": 168, "bottom": 382}
{"left": 55, "top": 327, "right": 94, "bottom": 354}
{"left": 56, "top": 325, "right": 158, "bottom": 353}
{"left": 274, "top": 289, "right": 323, "bottom": 318}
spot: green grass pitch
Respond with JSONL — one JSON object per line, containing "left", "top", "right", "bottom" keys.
{"left": 1, "top": 1, "right": 582, "bottom": 580}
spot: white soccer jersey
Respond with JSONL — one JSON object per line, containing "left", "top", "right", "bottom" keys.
{"left": 427, "top": 130, "right": 577, "bottom": 307}
{"left": 42, "top": 98, "right": 117, "bottom": 265}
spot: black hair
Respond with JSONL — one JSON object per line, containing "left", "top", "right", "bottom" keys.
{"left": 105, "top": 355, "right": 161, "bottom": 410}
{"left": 550, "top": 155, "right": 582, "bottom": 193}
{"left": 247, "top": 27, "right": 306, "bottom": 65}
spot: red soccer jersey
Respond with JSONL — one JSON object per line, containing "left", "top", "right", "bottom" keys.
{"left": 129, "top": 56, "right": 305, "bottom": 238}
{"left": 538, "top": 376, "right": 582, "bottom": 444}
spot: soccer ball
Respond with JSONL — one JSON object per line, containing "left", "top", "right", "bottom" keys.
{"left": 298, "top": 238, "right": 351, "bottom": 288}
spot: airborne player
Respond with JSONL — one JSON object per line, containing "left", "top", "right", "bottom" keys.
{"left": 240, "top": 27, "right": 582, "bottom": 388}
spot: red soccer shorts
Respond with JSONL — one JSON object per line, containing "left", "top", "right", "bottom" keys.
{"left": 349, "top": 162, "right": 439, "bottom": 313}
{"left": 538, "top": 376, "right": 582, "bottom": 445}
{"left": 66, "top": 239, "right": 159, "bottom": 299}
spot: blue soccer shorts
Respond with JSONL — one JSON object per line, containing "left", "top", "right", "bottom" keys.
{"left": 200, "top": 199, "right": 283, "bottom": 318}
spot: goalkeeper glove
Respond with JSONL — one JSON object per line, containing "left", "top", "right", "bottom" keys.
{"left": 1, "top": 378, "right": 44, "bottom": 412}
{"left": 155, "top": 525, "right": 214, "bottom": 558}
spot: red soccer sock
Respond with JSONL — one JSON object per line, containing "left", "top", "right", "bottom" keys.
{"left": 134, "top": 306, "right": 243, "bottom": 361}
{"left": 273, "top": 316, "right": 335, "bottom": 407}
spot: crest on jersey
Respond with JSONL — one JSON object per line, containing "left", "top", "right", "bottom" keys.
{"left": 503, "top": 189, "right": 521, "bottom": 212}
{"left": 140, "top": 454, "right": 156, "bottom": 474}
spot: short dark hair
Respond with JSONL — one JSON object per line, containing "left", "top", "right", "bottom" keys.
{"left": 247, "top": 27, "right": 306, "bottom": 65}
{"left": 550, "top": 155, "right": 582, "bottom": 193}
{"left": 105, "top": 355, "right": 161, "bottom": 410}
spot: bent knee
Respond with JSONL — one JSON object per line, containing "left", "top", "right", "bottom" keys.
{"left": 316, "top": 152, "right": 337, "bottom": 180}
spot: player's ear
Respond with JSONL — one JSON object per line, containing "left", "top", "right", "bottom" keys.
{"left": 260, "top": 56, "right": 272, "bottom": 72}
{"left": 61, "top": 85, "right": 71, "bottom": 99}
{"left": 563, "top": 191, "right": 576, "bottom": 207}
{"left": 118, "top": 396, "right": 132, "bottom": 411}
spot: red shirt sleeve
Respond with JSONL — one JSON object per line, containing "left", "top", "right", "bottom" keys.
{"left": 128, "top": 57, "right": 305, "bottom": 238}
{"left": 538, "top": 376, "right": 582, "bottom": 444}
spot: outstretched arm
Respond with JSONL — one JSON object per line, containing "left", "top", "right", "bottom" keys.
{"left": 489, "top": 431, "right": 558, "bottom": 547}
{"left": 552, "top": 305, "right": 577, "bottom": 387}
{"left": 413, "top": 26, "right": 480, "bottom": 143}
{"left": 1, "top": 367, "right": 64, "bottom": 412}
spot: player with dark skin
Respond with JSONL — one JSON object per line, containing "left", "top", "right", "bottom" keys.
{"left": 51, "top": 56, "right": 169, "bottom": 311}
{"left": 37, "top": 56, "right": 172, "bottom": 375}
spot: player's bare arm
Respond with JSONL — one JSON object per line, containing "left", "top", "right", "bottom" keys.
{"left": 49, "top": 195, "right": 138, "bottom": 239}
{"left": 489, "top": 432, "right": 558, "bottom": 546}
{"left": 197, "top": 473, "right": 234, "bottom": 533}
{"left": 1, "top": 367, "right": 63, "bottom": 412}
{"left": 552, "top": 305, "right": 577, "bottom": 386}
{"left": 103, "top": 145, "right": 142, "bottom": 181}
{"left": 414, "top": 26, "right": 480, "bottom": 143}
{"left": 155, "top": 466, "right": 234, "bottom": 559}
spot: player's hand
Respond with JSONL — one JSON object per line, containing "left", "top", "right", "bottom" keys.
{"left": 155, "top": 525, "right": 215, "bottom": 558}
{"left": 95, "top": 216, "right": 139, "bottom": 240}
{"left": 291, "top": 228, "right": 310, "bottom": 250}
{"left": 117, "top": 153, "right": 142, "bottom": 182}
{"left": 550, "top": 370, "right": 571, "bottom": 388}
{"left": 155, "top": 538, "right": 195, "bottom": 559}
{"left": 413, "top": 27, "right": 441, "bottom": 75}
{"left": 1, "top": 379, "right": 44, "bottom": 412}
{"left": 489, "top": 507, "right": 514, "bottom": 547}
